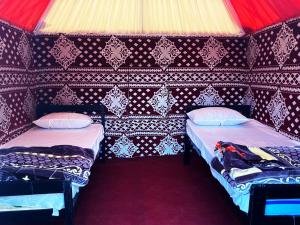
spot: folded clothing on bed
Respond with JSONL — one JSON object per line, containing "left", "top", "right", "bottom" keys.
{"left": 0, "top": 145, "right": 94, "bottom": 186}
{"left": 211, "top": 141, "right": 300, "bottom": 188}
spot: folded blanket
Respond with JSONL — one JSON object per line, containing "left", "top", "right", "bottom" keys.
{"left": 0, "top": 145, "right": 94, "bottom": 186}
{"left": 211, "top": 141, "right": 300, "bottom": 186}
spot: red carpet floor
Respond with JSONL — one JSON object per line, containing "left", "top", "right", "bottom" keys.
{"left": 73, "top": 155, "right": 248, "bottom": 225}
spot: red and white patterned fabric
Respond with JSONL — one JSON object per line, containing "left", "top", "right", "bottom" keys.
{"left": 1, "top": 17, "right": 299, "bottom": 159}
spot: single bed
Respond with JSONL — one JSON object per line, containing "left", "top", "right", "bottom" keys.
{"left": 184, "top": 105, "right": 300, "bottom": 225}
{"left": 0, "top": 104, "right": 106, "bottom": 225}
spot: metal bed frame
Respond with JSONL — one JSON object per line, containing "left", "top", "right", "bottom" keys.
{"left": 0, "top": 103, "right": 106, "bottom": 225}
{"left": 184, "top": 105, "right": 300, "bottom": 225}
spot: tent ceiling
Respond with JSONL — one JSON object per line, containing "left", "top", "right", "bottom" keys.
{"left": 0, "top": 0, "right": 51, "bottom": 32}
{"left": 230, "top": 0, "right": 300, "bottom": 32}
{"left": 0, "top": 0, "right": 299, "bottom": 35}
{"left": 35, "top": 0, "right": 243, "bottom": 35}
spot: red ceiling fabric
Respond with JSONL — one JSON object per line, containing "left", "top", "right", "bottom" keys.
{"left": 0, "top": 0, "right": 51, "bottom": 31}
{"left": 230, "top": 0, "right": 300, "bottom": 32}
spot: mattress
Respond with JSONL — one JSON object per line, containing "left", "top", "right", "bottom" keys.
{"left": 0, "top": 123, "right": 105, "bottom": 215}
{"left": 1, "top": 123, "right": 105, "bottom": 160}
{"left": 186, "top": 119, "right": 300, "bottom": 213}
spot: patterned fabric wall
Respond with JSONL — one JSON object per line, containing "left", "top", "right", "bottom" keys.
{"left": 0, "top": 21, "right": 36, "bottom": 145}
{"left": 246, "top": 18, "right": 300, "bottom": 141}
{"left": 2, "top": 17, "right": 299, "bottom": 159}
{"left": 32, "top": 35, "right": 248, "bottom": 159}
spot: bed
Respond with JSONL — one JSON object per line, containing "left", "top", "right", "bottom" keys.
{"left": 184, "top": 105, "right": 300, "bottom": 225}
{"left": 0, "top": 104, "right": 105, "bottom": 225}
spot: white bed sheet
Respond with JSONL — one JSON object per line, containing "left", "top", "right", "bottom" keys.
{"left": 186, "top": 119, "right": 300, "bottom": 213}
{"left": 1, "top": 123, "right": 105, "bottom": 160}
{"left": 0, "top": 123, "right": 104, "bottom": 215}
{"left": 186, "top": 119, "right": 299, "bottom": 164}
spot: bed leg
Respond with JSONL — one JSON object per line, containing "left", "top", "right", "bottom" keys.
{"left": 183, "top": 134, "right": 191, "bottom": 165}
{"left": 64, "top": 180, "right": 74, "bottom": 225}
{"left": 99, "top": 140, "right": 106, "bottom": 163}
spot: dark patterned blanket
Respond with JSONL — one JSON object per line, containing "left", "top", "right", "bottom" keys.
{"left": 211, "top": 141, "right": 300, "bottom": 191}
{"left": 0, "top": 145, "right": 94, "bottom": 186}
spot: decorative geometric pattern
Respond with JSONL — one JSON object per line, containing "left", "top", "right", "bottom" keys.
{"left": 199, "top": 37, "right": 228, "bottom": 70}
{"left": 271, "top": 23, "right": 297, "bottom": 68}
{"left": 0, "top": 37, "right": 5, "bottom": 59}
{"left": 148, "top": 85, "right": 177, "bottom": 117}
{"left": 150, "top": 37, "right": 180, "bottom": 70}
{"left": 267, "top": 90, "right": 289, "bottom": 130}
{"left": 110, "top": 134, "right": 138, "bottom": 158}
{"left": 101, "top": 86, "right": 129, "bottom": 118}
{"left": 101, "top": 36, "right": 131, "bottom": 70}
{"left": 49, "top": 35, "right": 81, "bottom": 70}
{"left": 247, "top": 36, "right": 260, "bottom": 69}
{"left": 0, "top": 95, "right": 12, "bottom": 134}
{"left": 2, "top": 18, "right": 300, "bottom": 158}
{"left": 17, "top": 32, "right": 32, "bottom": 69}
{"left": 155, "top": 135, "right": 183, "bottom": 156}
{"left": 52, "top": 85, "right": 83, "bottom": 105}
{"left": 194, "top": 85, "right": 224, "bottom": 106}
{"left": 23, "top": 89, "right": 36, "bottom": 120}
{"left": 243, "top": 86, "right": 256, "bottom": 114}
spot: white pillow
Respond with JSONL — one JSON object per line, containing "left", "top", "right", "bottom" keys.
{"left": 187, "top": 107, "right": 250, "bottom": 126}
{"left": 33, "top": 112, "right": 93, "bottom": 129}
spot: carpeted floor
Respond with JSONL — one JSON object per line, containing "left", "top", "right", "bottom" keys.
{"left": 72, "top": 155, "right": 248, "bottom": 225}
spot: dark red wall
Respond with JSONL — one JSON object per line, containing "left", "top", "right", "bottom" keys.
{"left": 31, "top": 34, "right": 248, "bottom": 159}
{"left": 246, "top": 18, "right": 300, "bottom": 141}
{"left": 1, "top": 17, "right": 299, "bottom": 159}
{"left": 0, "top": 21, "right": 36, "bottom": 144}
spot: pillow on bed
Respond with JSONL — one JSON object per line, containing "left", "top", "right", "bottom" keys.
{"left": 33, "top": 112, "right": 93, "bottom": 129}
{"left": 187, "top": 107, "right": 250, "bottom": 126}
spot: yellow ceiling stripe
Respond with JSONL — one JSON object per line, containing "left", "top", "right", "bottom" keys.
{"left": 37, "top": 0, "right": 243, "bottom": 36}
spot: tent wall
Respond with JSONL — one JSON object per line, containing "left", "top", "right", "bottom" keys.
{"left": 0, "top": 17, "right": 299, "bottom": 157}
{"left": 0, "top": 21, "right": 36, "bottom": 145}
{"left": 246, "top": 18, "right": 300, "bottom": 141}
{"left": 32, "top": 35, "right": 248, "bottom": 159}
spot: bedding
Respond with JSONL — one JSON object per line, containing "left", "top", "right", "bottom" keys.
{"left": 33, "top": 112, "right": 93, "bottom": 129}
{"left": 186, "top": 119, "right": 299, "bottom": 163}
{"left": 212, "top": 142, "right": 300, "bottom": 187}
{"left": 0, "top": 145, "right": 94, "bottom": 186}
{"left": 0, "top": 123, "right": 104, "bottom": 215}
{"left": 186, "top": 119, "right": 300, "bottom": 212}
{"left": 1, "top": 124, "right": 104, "bottom": 160}
{"left": 187, "top": 107, "right": 250, "bottom": 126}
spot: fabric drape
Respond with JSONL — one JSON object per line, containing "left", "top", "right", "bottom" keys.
{"left": 36, "top": 0, "right": 242, "bottom": 35}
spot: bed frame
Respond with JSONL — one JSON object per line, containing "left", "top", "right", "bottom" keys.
{"left": 184, "top": 105, "right": 300, "bottom": 225}
{"left": 0, "top": 103, "right": 106, "bottom": 225}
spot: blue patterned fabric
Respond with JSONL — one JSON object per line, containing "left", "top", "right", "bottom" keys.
{"left": 0, "top": 145, "right": 94, "bottom": 186}
{"left": 211, "top": 142, "right": 300, "bottom": 191}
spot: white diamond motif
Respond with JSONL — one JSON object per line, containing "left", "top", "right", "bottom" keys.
{"left": 194, "top": 85, "right": 224, "bottom": 106}
{"left": 155, "top": 135, "right": 183, "bottom": 156}
{"left": 199, "top": 37, "right": 228, "bottom": 70}
{"left": 0, "top": 95, "right": 12, "bottom": 134}
{"left": 267, "top": 90, "right": 289, "bottom": 130}
{"left": 271, "top": 23, "right": 297, "bottom": 68}
{"left": 101, "top": 36, "right": 131, "bottom": 71}
{"left": 101, "top": 86, "right": 129, "bottom": 118}
{"left": 148, "top": 85, "right": 177, "bottom": 117}
{"left": 0, "top": 37, "right": 5, "bottom": 59}
{"left": 23, "top": 89, "right": 35, "bottom": 120}
{"left": 50, "top": 35, "right": 81, "bottom": 70}
{"left": 247, "top": 36, "right": 260, "bottom": 69}
{"left": 52, "top": 85, "right": 83, "bottom": 105}
{"left": 150, "top": 37, "right": 180, "bottom": 71}
{"left": 17, "top": 32, "right": 32, "bottom": 69}
{"left": 110, "top": 134, "right": 138, "bottom": 158}
{"left": 243, "top": 86, "right": 256, "bottom": 114}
